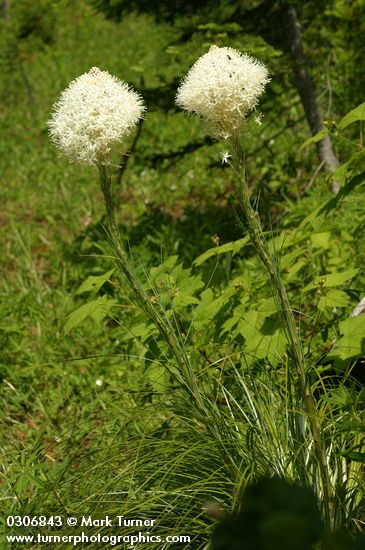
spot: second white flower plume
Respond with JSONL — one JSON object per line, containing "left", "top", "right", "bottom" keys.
{"left": 176, "top": 45, "right": 269, "bottom": 139}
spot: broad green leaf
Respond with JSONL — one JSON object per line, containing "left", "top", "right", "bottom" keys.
{"left": 318, "top": 171, "right": 365, "bottom": 215}
{"left": 279, "top": 246, "right": 307, "bottom": 271}
{"left": 318, "top": 289, "right": 349, "bottom": 311}
{"left": 172, "top": 293, "right": 199, "bottom": 309}
{"left": 76, "top": 269, "right": 115, "bottom": 295}
{"left": 267, "top": 230, "right": 293, "bottom": 253}
{"left": 315, "top": 152, "right": 365, "bottom": 214}
{"left": 330, "top": 150, "right": 365, "bottom": 186}
{"left": 150, "top": 255, "right": 179, "bottom": 281}
{"left": 331, "top": 161, "right": 350, "bottom": 187}
{"left": 300, "top": 128, "right": 328, "bottom": 150}
{"left": 194, "top": 236, "right": 249, "bottom": 266}
{"left": 177, "top": 273, "right": 204, "bottom": 295}
{"left": 122, "top": 322, "right": 158, "bottom": 343}
{"left": 310, "top": 232, "right": 331, "bottom": 250}
{"left": 237, "top": 311, "right": 262, "bottom": 340}
{"left": 294, "top": 152, "right": 365, "bottom": 222}
{"left": 64, "top": 296, "right": 117, "bottom": 334}
{"left": 326, "top": 316, "right": 365, "bottom": 368}
{"left": 303, "top": 269, "right": 358, "bottom": 292}
{"left": 237, "top": 311, "right": 286, "bottom": 365}
{"left": 338, "top": 101, "right": 365, "bottom": 130}
{"left": 221, "top": 304, "right": 247, "bottom": 334}
{"left": 284, "top": 259, "right": 307, "bottom": 281}
{"left": 131, "top": 322, "right": 157, "bottom": 341}
{"left": 258, "top": 297, "right": 278, "bottom": 315}
{"left": 193, "top": 288, "right": 225, "bottom": 328}
{"left": 150, "top": 257, "right": 204, "bottom": 303}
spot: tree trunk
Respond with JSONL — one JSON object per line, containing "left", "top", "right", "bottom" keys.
{"left": 284, "top": 4, "right": 340, "bottom": 191}
{"left": 1, "top": 1, "right": 10, "bottom": 20}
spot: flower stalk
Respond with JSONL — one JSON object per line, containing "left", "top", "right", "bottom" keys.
{"left": 228, "top": 133, "right": 334, "bottom": 527}
{"left": 176, "top": 44, "right": 335, "bottom": 526}
{"left": 98, "top": 162, "right": 202, "bottom": 403}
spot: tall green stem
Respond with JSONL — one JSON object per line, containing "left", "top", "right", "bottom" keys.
{"left": 98, "top": 162, "right": 241, "bottom": 479}
{"left": 98, "top": 165, "right": 190, "bottom": 379}
{"left": 229, "top": 135, "right": 333, "bottom": 527}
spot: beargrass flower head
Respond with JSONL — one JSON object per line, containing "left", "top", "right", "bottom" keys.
{"left": 176, "top": 45, "right": 269, "bottom": 139}
{"left": 48, "top": 67, "right": 145, "bottom": 165}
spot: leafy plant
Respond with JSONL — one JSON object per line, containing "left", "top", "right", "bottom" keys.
{"left": 1, "top": 4, "right": 365, "bottom": 548}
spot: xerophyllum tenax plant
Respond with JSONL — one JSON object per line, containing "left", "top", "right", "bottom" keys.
{"left": 48, "top": 68, "right": 203, "bottom": 407}
{"left": 48, "top": 66, "right": 147, "bottom": 319}
{"left": 176, "top": 45, "right": 334, "bottom": 526}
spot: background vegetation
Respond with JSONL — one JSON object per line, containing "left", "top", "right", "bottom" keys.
{"left": 1, "top": 0, "right": 364, "bottom": 548}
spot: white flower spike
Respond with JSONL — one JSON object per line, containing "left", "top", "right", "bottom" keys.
{"left": 176, "top": 45, "right": 269, "bottom": 139}
{"left": 48, "top": 67, "right": 145, "bottom": 165}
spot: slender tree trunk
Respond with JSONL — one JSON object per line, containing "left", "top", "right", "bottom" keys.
{"left": 284, "top": 4, "right": 340, "bottom": 191}
{"left": 1, "top": 1, "right": 10, "bottom": 18}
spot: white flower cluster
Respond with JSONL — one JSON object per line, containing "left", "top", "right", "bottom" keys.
{"left": 48, "top": 67, "right": 145, "bottom": 165}
{"left": 176, "top": 45, "right": 269, "bottom": 139}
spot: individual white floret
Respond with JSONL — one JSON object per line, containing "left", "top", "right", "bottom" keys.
{"left": 220, "top": 151, "right": 231, "bottom": 164}
{"left": 176, "top": 45, "right": 269, "bottom": 139}
{"left": 48, "top": 67, "right": 145, "bottom": 165}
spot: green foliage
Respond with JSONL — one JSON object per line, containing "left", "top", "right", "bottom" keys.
{"left": 88, "top": 0, "right": 233, "bottom": 21}
{"left": 194, "top": 236, "right": 249, "bottom": 266}
{"left": 339, "top": 102, "right": 365, "bottom": 130}
{"left": 0, "top": 0, "right": 58, "bottom": 85}
{"left": 64, "top": 295, "right": 118, "bottom": 334}
{"left": 149, "top": 255, "right": 204, "bottom": 310}
{"left": 317, "top": 289, "right": 349, "bottom": 311}
{"left": 302, "top": 269, "right": 359, "bottom": 293}
{"left": 75, "top": 268, "right": 115, "bottom": 295}
{"left": 1, "top": 1, "right": 365, "bottom": 548}
{"left": 327, "top": 316, "right": 365, "bottom": 368}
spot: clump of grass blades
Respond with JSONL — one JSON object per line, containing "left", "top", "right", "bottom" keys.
{"left": 16, "top": 360, "right": 364, "bottom": 548}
